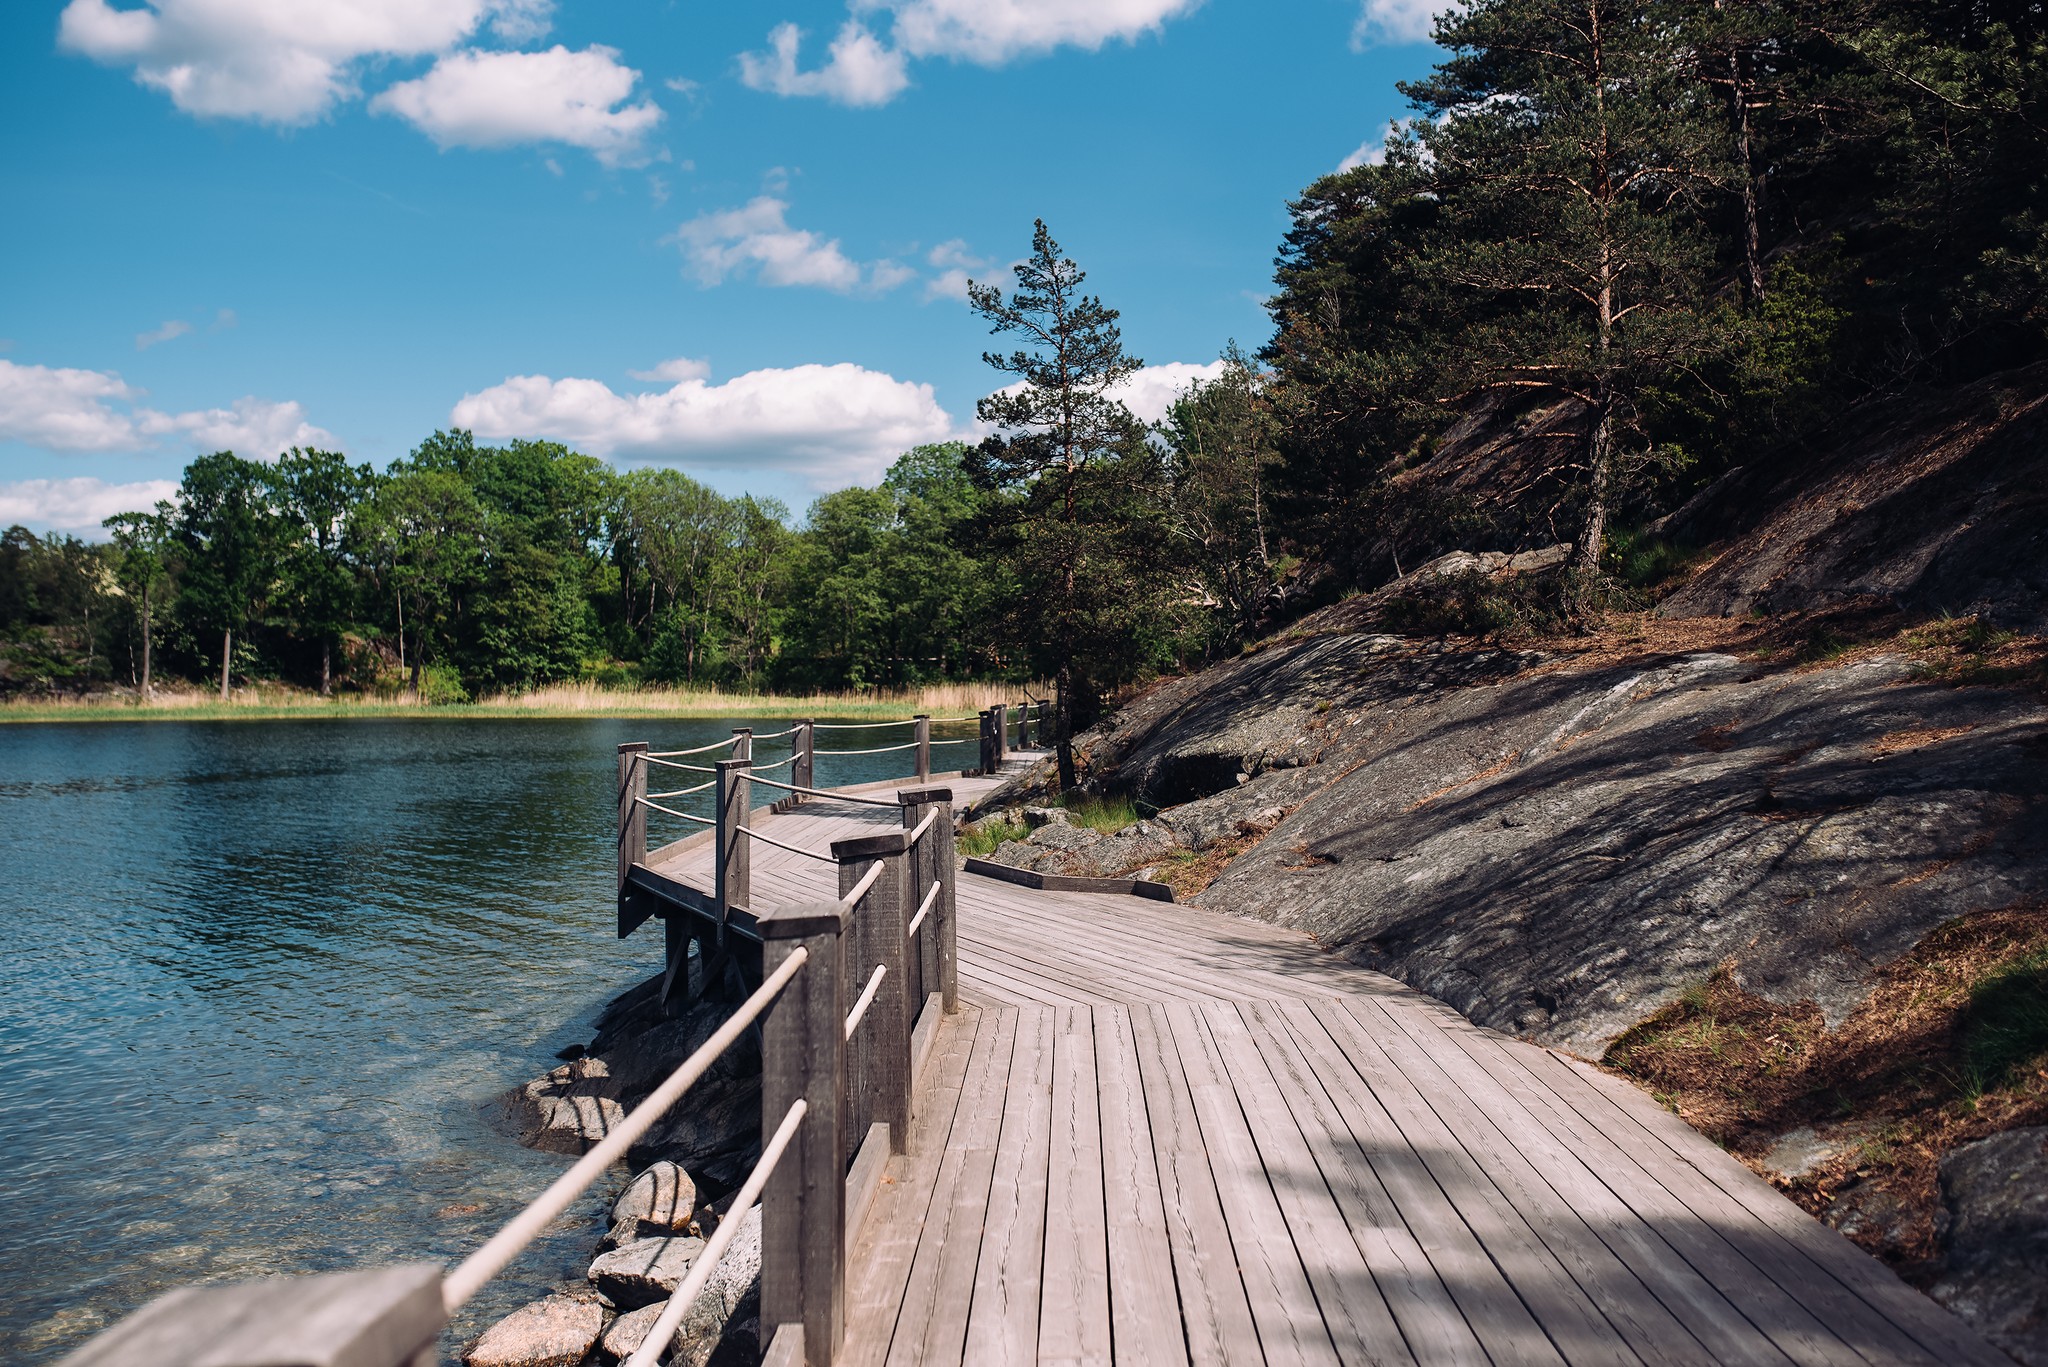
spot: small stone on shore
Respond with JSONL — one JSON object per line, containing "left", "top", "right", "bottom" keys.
{"left": 463, "top": 1292, "right": 602, "bottom": 1367}
{"left": 589, "top": 1233, "right": 706, "bottom": 1308}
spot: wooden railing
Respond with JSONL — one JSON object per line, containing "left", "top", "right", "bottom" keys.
{"left": 59, "top": 706, "right": 1031, "bottom": 1367}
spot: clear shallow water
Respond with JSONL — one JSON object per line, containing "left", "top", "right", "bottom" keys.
{"left": 0, "top": 716, "right": 950, "bottom": 1363}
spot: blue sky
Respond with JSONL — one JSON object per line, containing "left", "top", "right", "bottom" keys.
{"left": 1, "top": 0, "right": 1444, "bottom": 535}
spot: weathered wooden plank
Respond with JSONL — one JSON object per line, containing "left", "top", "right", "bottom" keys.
{"left": 1430, "top": 1015, "right": 1866, "bottom": 1367}
{"left": 1240, "top": 999, "right": 1489, "bottom": 1367}
{"left": 57, "top": 1264, "right": 445, "bottom": 1367}
{"left": 1128, "top": 1002, "right": 1264, "bottom": 1367}
{"left": 964, "top": 1005, "right": 1056, "bottom": 1366}
{"left": 891, "top": 1006, "right": 1022, "bottom": 1367}
{"left": 1271, "top": 999, "right": 1566, "bottom": 1367}
{"left": 1093, "top": 1003, "right": 1190, "bottom": 1367}
{"left": 1167, "top": 999, "right": 1342, "bottom": 1367}
{"left": 835, "top": 1005, "right": 986, "bottom": 1367}
{"left": 1201, "top": 999, "right": 1416, "bottom": 1366}
{"left": 1516, "top": 1044, "right": 1986, "bottom": 1367}
{"left": 1313, "top": 999, "right": 1639, "bottom": 1367}
{"left": 1349, "top": 998, "right": 1715, "bottom": 1367}
{"left": 1039, "top": 1004, "right": 1113, "bottom": 1367}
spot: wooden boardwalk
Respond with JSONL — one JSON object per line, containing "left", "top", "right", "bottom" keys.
{"left": 653, "top": 767, "right": 2007, "bottom": 1367}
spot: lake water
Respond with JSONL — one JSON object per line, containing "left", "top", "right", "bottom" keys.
{"left": 0, "top": 716, "right": 956, "bottom": 1363}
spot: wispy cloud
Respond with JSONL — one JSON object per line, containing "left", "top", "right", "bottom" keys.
{"left": 371, "top": 44, "right": 663, "bottom": 167}
{"left": 0, "top": 358, "right": 335, "bottom": 457}
{"left": 136, "top": 319, "right": 192, "bottom": 350}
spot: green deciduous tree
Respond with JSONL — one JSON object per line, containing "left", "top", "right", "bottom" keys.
{"left": 270, "top": 448, "right": 373, "bottom": 695}
{"left": 175, "top": 451, "right": 280, "bottom": 700}
{"left": 102, "top": 502, "right": 175, "bottom": 697}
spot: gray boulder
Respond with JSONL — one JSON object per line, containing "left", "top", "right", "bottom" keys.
{"left": 597, "top": 1210, "right": 763, "bottom": 1367}
{"left": 463, "top": 1292, "right": 602, "bottom": 1367}
{"left": 606, "top": 1160, "right": 697, "bottom": 1247}
{"left": 486, "top": 1057, "right": 626, "bottom": 1156}
{"left": 1931, "top": 1127, "right": 2048, "bottom": 1365}
{"left": 589, "top": 1234, "right": 706, "bottom": 1309}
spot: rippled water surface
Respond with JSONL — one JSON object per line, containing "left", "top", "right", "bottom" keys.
{"left": 0, "top": 716, "right": 943, "bottom": 1363}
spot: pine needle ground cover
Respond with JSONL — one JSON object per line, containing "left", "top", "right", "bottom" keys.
{"left": 1603, "top": 905, "right": 2048, "bottom": 1278}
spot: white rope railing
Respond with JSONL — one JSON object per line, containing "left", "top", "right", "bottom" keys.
{"left": 647, "top": 736, "right": 743, "bottom": 758}
{"left": 752, "top": 753, "right": 797, "bottom": 770}
{"left": 441, "top": 946, "right": 811, "bottom": 1313}
{"left": 816, "top": 740, "right": 922, "bottom": 756}
{"left": 744, "top": 772, "right": 902, "bottom": 809}
{"left": 751, "top": 726, "right": 801, "bottom": 741}
{"left": 809, "top": 718, "right": 920, "bottom": 731}
{"left": 927, "top": 737, "right": 974, "bottom": 746}
{"left": 843, "top": 963, "right": 887, "bottom": 1039}
{"left": 638, "top": 797, "right": 715, "bottom": 826}
{"left": 907, "top": 880, "right": 940, "bottom": 938}
{"left": 642, "top": 755, "right": 717, "bottom": 774}
{"left": 618, "top": 1099, "right": 808, "bottom": 1367}
{"left": 840, "top": 858, "right": 885, "bottom": 911}
{"left": 905, "top": 808, "right": 938, "bottom": 846}
{"left": 738, "top": 824, "right": 836, "bottom": 863}
{"left": 647, "top": 779, "right": 717, "bottom": 800}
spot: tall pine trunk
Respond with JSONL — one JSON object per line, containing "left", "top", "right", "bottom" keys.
{"left": 1054, "top": 662, "right": 1077, "bottom": 789}
{"left": 140, "top": 586, "right": 152, "bottom": 700}
{"left": 320, "top": 639, "right": 332, "bottom": 697}
{"left": 219, "top": 627, "right": 232, "bottom": 701}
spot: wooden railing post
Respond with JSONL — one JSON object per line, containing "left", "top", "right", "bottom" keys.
{"left": 897, "top": 786, "right": 956, "bottom": 1015}
{"left": 760, "top": 901, "right": 850, "bottom": 1365}
{"left": 995, "top": 703, "right": 1009, "bottom": 765}
{"left": 831, "top": 829, "right": 913, "bottom": 1156}
{"left": 977, "top": 709, "right": 993, "bottom": 776}
{"left": 617, "top": 742, "right": 647, "bottom": 894}
{"left": 715, "top": 757, "right": 751, "bottom": 938}
{"left": 914, "top": 714, "right": 930, "bottom": 782}
{"left": 1016, "top": 702, "right": 1030, "bottom": 749}
{"left": 731, "top": 726, "right": 753, "bottom": 764}
{"left": 794, "top": 720, "right": 815, "bottom": 799}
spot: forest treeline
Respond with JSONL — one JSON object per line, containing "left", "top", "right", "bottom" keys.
{"left": 7, "top": 0, "right": 2046, "bottom": 726}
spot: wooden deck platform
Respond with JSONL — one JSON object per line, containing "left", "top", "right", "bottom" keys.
{"left": 648, "top": 766, "right": 2006, "bottom": 1367}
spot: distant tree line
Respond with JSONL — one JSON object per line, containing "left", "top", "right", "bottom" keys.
{"left": 9, "top": 0, "right": 2044, "bottom": 738}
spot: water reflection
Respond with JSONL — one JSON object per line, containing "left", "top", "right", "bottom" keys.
{"left": 0, "top": 715, "right": 960, "bottom": 1363}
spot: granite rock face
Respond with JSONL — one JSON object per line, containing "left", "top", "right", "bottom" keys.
{"left": 608, "top": 1160, "right": 697, "bottom": 1245}
{"left": 463, "top": 1292, "right": 602, "bottom": 1367}
{"left": 1054, "top": 630, "right": 2048, "bottom": 1057}
{"left": 484, "top": 1056, "right": 626, "bottom": 1156}
{"left": 1932, "top": 1127, "right": 2048, "bottom": 1365}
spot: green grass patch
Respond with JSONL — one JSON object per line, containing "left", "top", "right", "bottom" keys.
{"left": 958, "top": 815, "right": 1028, "bottom": 858}
{"left": 1057, "top": 793, "right": 1142, "bottom": 834}
{"left": 1960, "top": 947, "right": 2048, "bottom": 1097}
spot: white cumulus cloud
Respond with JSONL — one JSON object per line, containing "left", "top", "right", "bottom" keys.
{"left": 973, "top": 359, "right": 1230, "bottom": 435}
{"left": 57, "top": 0, "right": 551, "bottom": 124}
{"left": 137, "top": 397, "right": 335, "bottom": 457}
{"left": 0, "top": 477, "right": 182, "bottom": 537}
{"left": 671, "top": 197, "right": 911, "bottom": 294}
{"left": 879, "top": 0, "right": 1201, "bottom": 64}
{"left": 0, "top": 359, "right": 335, "bottom": 458}
{"left": 452, "top": 362, "right": 954, "bottom": 487}
{"left": 1352, "top": 0, "right": 1457, "bottom": 47}
{"left": 371, "top": 44, "right": 663, "bottom": 165}
{"left": 739, "top": 21, "right": 909, "bottom": 107}
{"left": 739, "top": 0, "right": 1199, "bottom": 106}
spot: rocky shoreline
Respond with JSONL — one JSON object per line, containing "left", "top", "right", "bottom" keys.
{"left": 464, "top": 974, "right": 765, "bottom": 1367}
